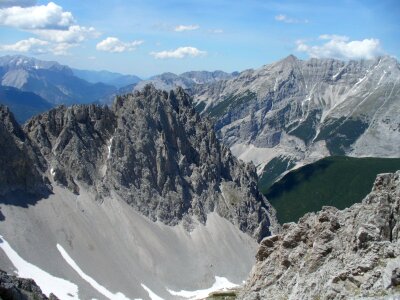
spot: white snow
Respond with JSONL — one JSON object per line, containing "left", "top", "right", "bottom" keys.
{"left": 107, "top": 137, "right": 114, "bottom": 159}
{"left": 167, "top": 276, "right": 238, "bottom": 300}
{"left": 50, "top": 168, "right": 55, "bottom": 176}
{"left": 57, "top": 244, "right": 131, "bottom": 300}
{"left": 140, "top": 284, "right": 164, "bottom": 300}
{"left": 0, "top": 235, "right": 79, "bottom": 299}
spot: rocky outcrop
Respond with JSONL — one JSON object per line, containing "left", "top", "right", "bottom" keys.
{"left": 7, "top": 85, "right": 276, "bottom": 241}
{"left": 24, "top": 104, "right": 115, "bottom": 194}
{"left": 239, "top": 171, "right": 400, "bottom": 299}
{"left": 0, "top": 105, "right": 49, "bottom": 197}
{"left": 0, "top": 270, "right": 59, "bottom": 300}
{"left": 107, "top": 85, "right": 275, "bottom": 240}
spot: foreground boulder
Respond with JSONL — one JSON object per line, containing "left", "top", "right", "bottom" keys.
{"left": 0, "top": 270, "right": 59, "bottom": 300}
{"left": 239, "top": 171, "right": 400, "bottom": 299}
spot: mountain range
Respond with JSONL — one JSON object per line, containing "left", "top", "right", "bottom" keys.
{"left": 193, "top": 55, "right": 400, "bottom": 180}
{"left": 0, "top": 85, "right": 277, "bottom": 299}
{"left": 0, "top": 53, "right": 399, "bottom": 299}
{"left": 0, "top": 55, "right": 116, "bottom": 106}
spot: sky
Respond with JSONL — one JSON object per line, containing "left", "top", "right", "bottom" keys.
{"left": 0, "top": 0, "right": 399, "bottom": 77}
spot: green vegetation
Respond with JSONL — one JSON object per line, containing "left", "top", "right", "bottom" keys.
{"left": 206, "top": 290, "right": 237, "bottom": 299}
{"left": 207, "top": 91, "right": 256, "bottom": 118}
{"left": 258, "top": 156, "right": 296, "bottom": 194}
{"left": 315, "top": 117, "right": 369, "bottom": 155}
{"left": 262, "top": 156, "right": 400, "bottom": 224}
{"left": 289, "top": 110, "right": 319, "bottom": 144}
{"left": 194, "top": 101, "right": 206, "bottom": 113}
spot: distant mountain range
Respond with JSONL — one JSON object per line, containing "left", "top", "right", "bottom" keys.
{"left": 133, "top": 70, "right": 238, "bottom": 92}
{"left": 0, "top": 86, "right": 53, "bottom": 123}
{"left": 0, "top": 54, "right": 399, "bottom": 185}
{"left": 72, "top": 68, "right": 142, "bottom": 88}
{"left": 192, "top": 55, "right": 400, "bottom": 181}
{"left": 0, "top": 55, "right": 116, "bottom": 106}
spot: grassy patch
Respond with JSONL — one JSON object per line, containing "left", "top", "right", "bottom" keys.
{"left": 263, "top": 156, "right": 400, "bottom": 224}
{"left": 206, "top": 290, "right": 237, "bottom": 299}
{"left": 288, "top": 110, "right": 320, "bottom": 144}
{"left": 258, "top": 156, "right": 296, "bottom": 194}
{"left": 315, "top": 117, "right": 369, "bottom": 155}
{"left": 195, "top": 101, "right": 206, "bottom": 114}
{"left": 207, "top": 91, "right": 256, "bottom": 118}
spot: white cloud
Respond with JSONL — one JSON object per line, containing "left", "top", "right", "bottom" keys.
{"left": 174, "top": 24, "right": 199, "bottom": 32}
{"left": 0, "top": 0, "right": 37, "bottom": 8}
{"left": 51, "top": 42, "right": 76, "bottom": 55}
{"left": 0, "top": 38, "right": 49, "bottom": 54}
{"left": 0, "top": 38, "right": 78, "bottom": 55}
{"left": 296, "top": 34, "right": 384, "bottom": 60}
{"left": 0, "top": 2, "right": 75, "bottom": 29}
{"left": 150, "top": 46, "right": 206, "bottom": 59}
{"left": 33, "top": 25, "right": 99, "bottom": 43}
{"left": 0, "top": 2, "right": 100, "bottom": 55}
{"left": 96, "top": 37, "right": 143, "bottom": 53}
{"left": 275, "top": 14, "right": 308, "bottom": 24}
{"left": 210, "top": 29, "right": 223, "bottom": 34}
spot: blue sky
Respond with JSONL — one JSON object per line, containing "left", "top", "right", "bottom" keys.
{"left": 0, "top": 0, "right": 399, "bottom": 77}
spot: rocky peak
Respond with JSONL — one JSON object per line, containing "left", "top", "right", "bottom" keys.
{"left": 108, "top": 85, "right": 275, "bottom": 240}
{"left": 17, "top": 85, "right": 276, "bottom": 240}
{"left": 239, "top": 171, "right": 400, "bottom": 299}
{"left": 24, "top": 104, "right": 115, "bottom": 194}
{"left": 0, "top": 105, "right": 49, "bottom": 197}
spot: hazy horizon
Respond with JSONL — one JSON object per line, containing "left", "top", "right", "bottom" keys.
{"left": 0, "top": 0, "right": 399, "bottom": 77}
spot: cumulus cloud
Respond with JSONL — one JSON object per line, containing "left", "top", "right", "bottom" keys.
{"left": 150, "top": 46, "right": 206, "bottom": 59}
{"left": 34, "top": 25, "right": 99, "bottom": 43}
{"left": 96, "top": 37, "right": 143, "bottom": 53}
{"left": 0, "top": 38, "right": 49, "bottom": 54}
{"left": 0, "top": 2, "right": 75, "bottom": 29}
{"left": 296, "top": 35, "right": 384, "bottom": 60}
{"left": 0, "top": 0, "right": 37, "bottom": 8}
{"left": 174, "top": 24, "right": 199, "bottom": 32}
{"left": 275, "top": 14, "right": 308, "bottom": 24}
{"left": 0, "top": 2, "right": 101, "bottom": 55}
{"left": 0, "top": 38, "right": 79, "bottom": 55}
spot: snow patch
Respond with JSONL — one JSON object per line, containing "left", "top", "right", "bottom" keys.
{"left": 57, "top": 244, "right": 131, "bottom": 300}
{"left": 50, "top": 168, "right": 55, "bottom": 176}
{"left": 167, "top": 276, "right": 238, "bottom": 300}
{"left": 140, "top": 284, "right": 164, "bottom": 300}
{"left": 107, "top": 137, "right": 114, "bottom": 159}
{"left": 0, "top": 235, "right": 79, "bottom": 299}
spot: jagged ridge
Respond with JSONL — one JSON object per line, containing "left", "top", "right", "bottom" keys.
{"left": 4, "top": 85, "right": 276, "bottom": 241}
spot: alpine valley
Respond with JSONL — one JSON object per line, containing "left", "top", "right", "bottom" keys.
{"left": 0, "top": 53, "right": 399, "bottom": 300}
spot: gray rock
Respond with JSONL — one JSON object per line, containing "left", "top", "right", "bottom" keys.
{"left": 193, "top": 55, "right": 400, "bottom": 178}
{"left": 0, "top": 269, "right": 59, "bottom": 300}
{"left": 0, "top": 105, "right": 50, "bottom": 197}
{"left": 238, "top": 171, "right": 400, "bottom": 300}
{"left": 15, "top": 85, "right": 276, "bottom": 241}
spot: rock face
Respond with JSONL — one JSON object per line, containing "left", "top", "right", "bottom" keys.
{"left": 24, "top": 104, "right": 116, "bottom": 194}
{"left": 0, "top": 105, "right": 49, "bottom": 196}
{"left": 4, "top": 85, "right": 276, "bottom": 241}
{"left": 0, "top": 270, "right": 59, "bottom": 300}
{"left": 239, "top": 171, "right": 400, "bottom": 300}
{"left": 107, "top": 86, "right": 274, "bottom": 239}
{"left": 193, "top": 55, "right": 400, "bottom": 178}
